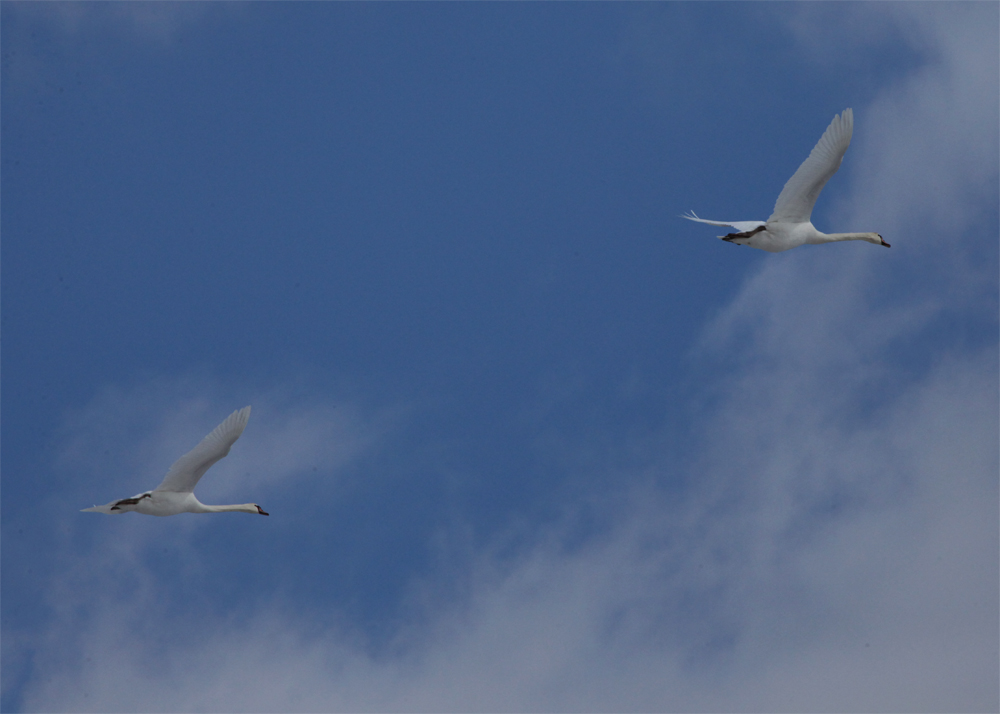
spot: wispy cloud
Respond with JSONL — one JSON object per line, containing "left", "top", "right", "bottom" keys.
{"left": 19, "top": 348, "right": 997, "bottom": 712}
{"left": 5, "top": 2, "right": 215, "bottom": 45}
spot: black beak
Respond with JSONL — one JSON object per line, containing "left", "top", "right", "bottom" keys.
{"left": 879, "top": 234, "right": 890, "bottom": 248}
{"left": 257, "top": 506, "right": 269, "bottom": 516}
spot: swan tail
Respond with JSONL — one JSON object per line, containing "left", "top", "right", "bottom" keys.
{"left": 682, "top": 212, "right": 765, "bottom": 235}
{"left": 81, "top": 501, "right": 127, "bottom": 515}
{"left": 681, "top": 211, "right": 732, "bottom": 227}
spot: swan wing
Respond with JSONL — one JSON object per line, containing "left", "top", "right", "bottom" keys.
{"left": 154, "top": 406, "right": 251, "bottom": 493}
{"left": 682, "top": 212, "right": 765, "bottom": 233}
{"left": 768, "top": 108, "right": 853, "bottom": 224}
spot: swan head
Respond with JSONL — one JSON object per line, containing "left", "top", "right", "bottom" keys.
{"left": 255, "top": 505, "right": 269, "bottom": 516}
{"left": 871, "top": 233, "right": 890, "bottom": 248}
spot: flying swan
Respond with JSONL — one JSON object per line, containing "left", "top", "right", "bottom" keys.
{"left": 82, "top": 406, "right": 268, "bottom": 517}
{"left": 684, "top": 108, "right": 888, "bottom": 252}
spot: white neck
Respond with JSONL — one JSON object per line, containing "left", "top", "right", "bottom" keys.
{"left": 808, "top": 231, "right": 880, "bottom": 245}
{"left": 194, "top": 502, "right": 261, "bottom": 514}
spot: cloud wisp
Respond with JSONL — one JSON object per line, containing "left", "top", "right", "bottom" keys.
{"left": 17, "top": 352, "right": 997, "bottom": 713}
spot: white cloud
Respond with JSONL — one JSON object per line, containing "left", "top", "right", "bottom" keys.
{"left": 7, "top": 2, "right": 214, "bottom": 45}
{"left": 19, "top": 348, "right": 997, "bottom": 712}
{"left": 1, "top": 2, "right": 227, "bottom": 89}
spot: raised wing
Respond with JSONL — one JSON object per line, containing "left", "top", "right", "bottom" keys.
{"left": 682, "top": 212, "right": 766, "bottom": 234}
{"left": 154, "top": 406, "right": 251, "bottom": 493}
{"left": 767, "top": 109, "right": 853, "bottom": 224}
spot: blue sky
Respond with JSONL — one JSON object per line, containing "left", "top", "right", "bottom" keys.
{"left": 2, "top": 3, "right": 997, "bottom": 711}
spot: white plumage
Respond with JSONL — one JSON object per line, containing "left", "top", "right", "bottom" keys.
{"left": 684, "top": 109, "right": 888, "bottom": 252}
{"left": 82, "top": 406, "right": 268, "bottom": 517}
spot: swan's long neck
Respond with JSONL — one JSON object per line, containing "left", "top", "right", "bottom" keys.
{"left": 809, "top": 231, "right": 880, "bottom": 245}
{"left": 194, "top": 502, "right": 261, "bottom": 514}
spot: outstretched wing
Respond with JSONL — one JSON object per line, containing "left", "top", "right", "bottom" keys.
{"left": 682, "top": 212, "right": 766, "bottom": 234}
{"left": 154, "top": 406, "right": 251, "bottom": 493}
{"left": 768, "top": 109, "right": 853, "bottom": 224}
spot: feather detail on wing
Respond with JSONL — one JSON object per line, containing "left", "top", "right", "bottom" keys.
{"left": 768, "top": 109, "right": 853, "bottom": 224}
{"left": 154, "top": 406, "right": 251, "bottom": 493}
{"left": 682, "top": 212, "right": 765, "bottom": 234}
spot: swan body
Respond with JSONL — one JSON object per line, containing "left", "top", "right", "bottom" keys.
{"left": 82, "top": 406, "right": 268, "bottom": 517}
{"left": 684, "top": 109, "right": 888, "bottom": 253}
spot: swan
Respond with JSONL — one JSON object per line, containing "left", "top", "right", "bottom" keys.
{"left": 82, "top": 406, "right": 268, "bottom": 517}
{"left": 684, "top": 109, "right": 888, "bottom": 252}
